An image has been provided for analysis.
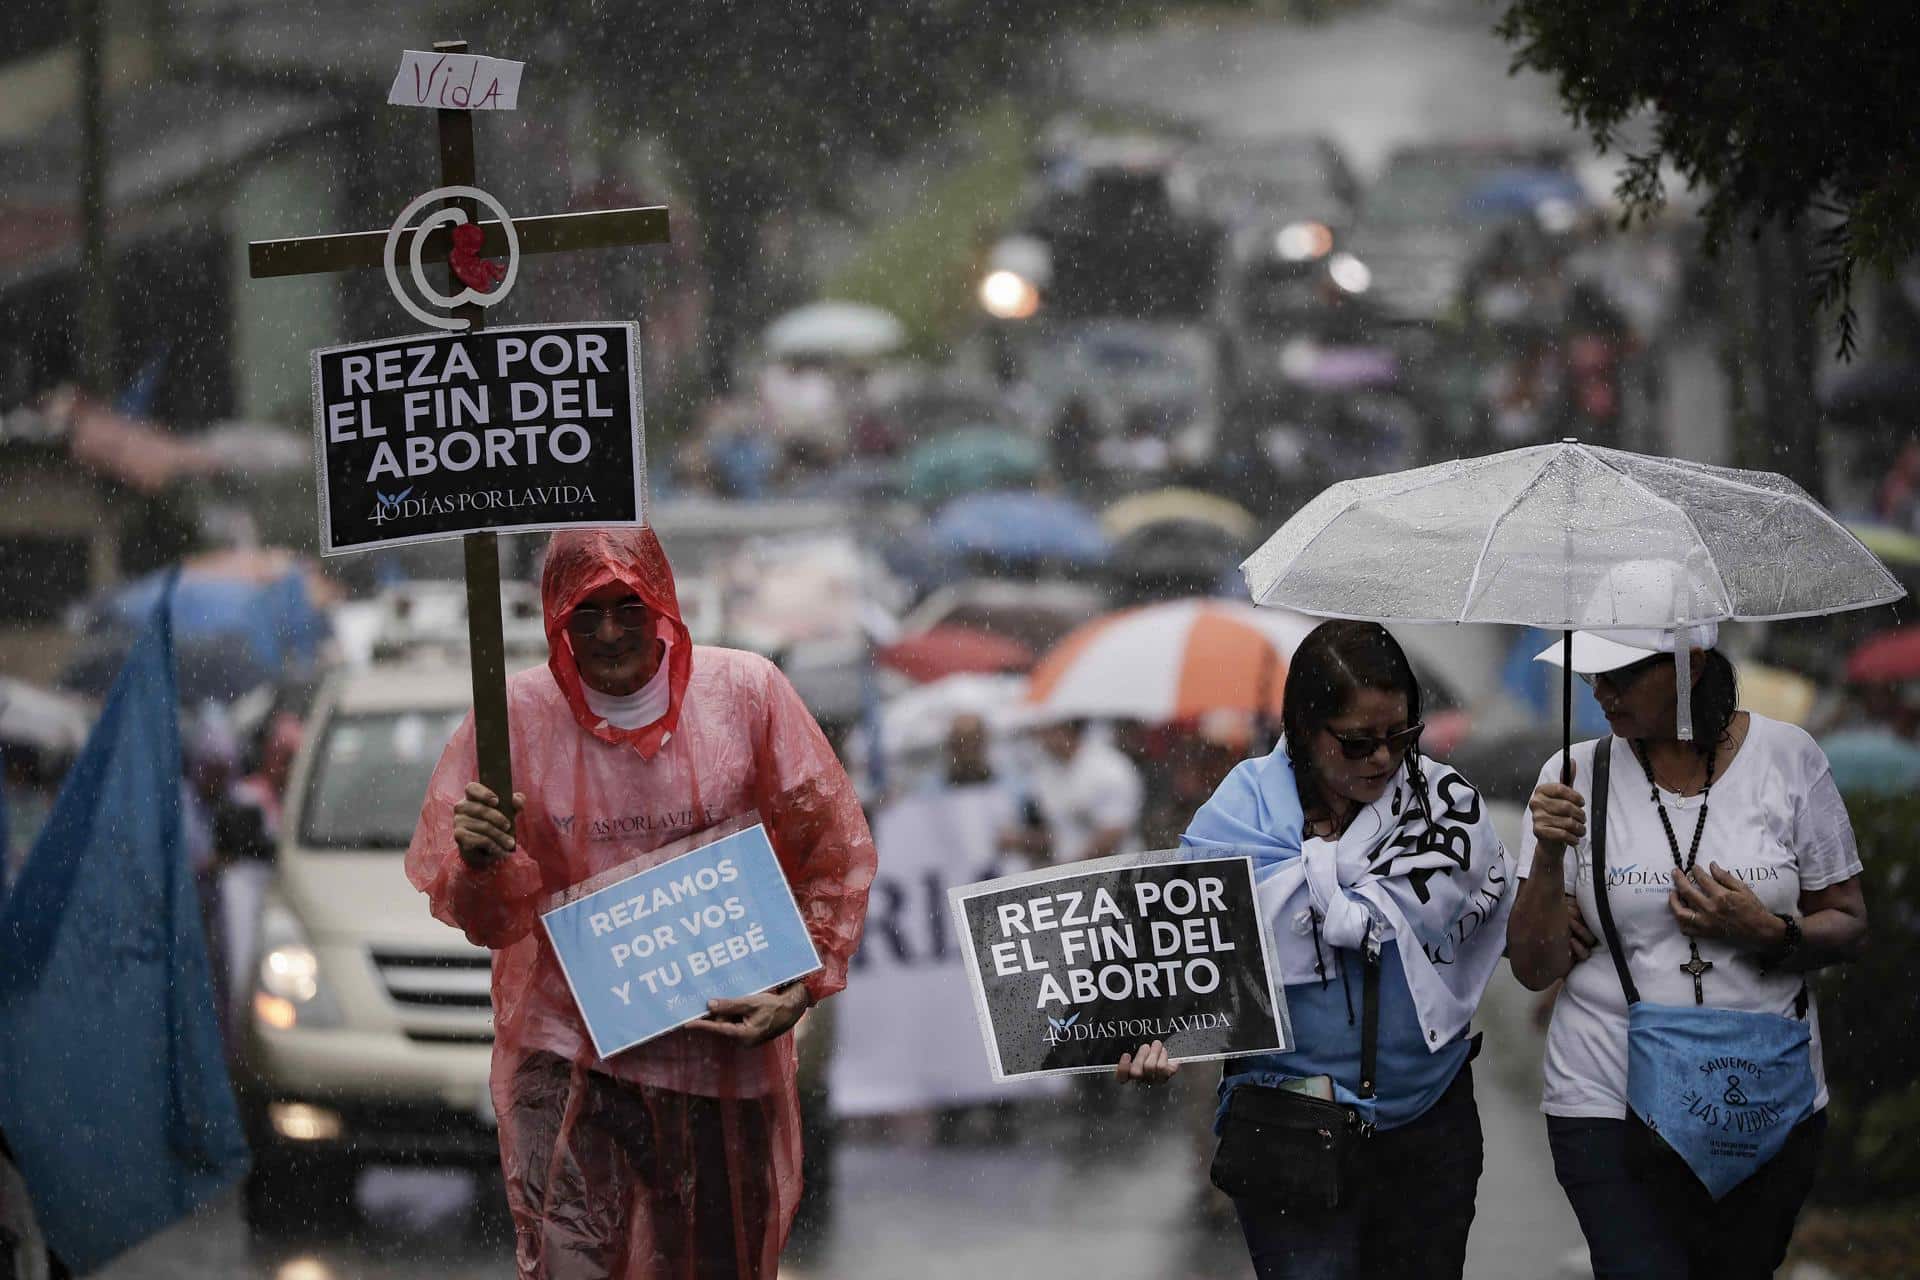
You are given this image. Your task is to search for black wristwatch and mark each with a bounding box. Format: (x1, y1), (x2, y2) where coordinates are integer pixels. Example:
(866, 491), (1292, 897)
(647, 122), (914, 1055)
(1761, 913), (1802, 972)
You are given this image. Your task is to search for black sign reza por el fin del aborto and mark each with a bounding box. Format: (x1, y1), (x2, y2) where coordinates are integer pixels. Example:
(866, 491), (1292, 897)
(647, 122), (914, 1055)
(950, 852), (1290, 1080)
(310, 322), (645, 555)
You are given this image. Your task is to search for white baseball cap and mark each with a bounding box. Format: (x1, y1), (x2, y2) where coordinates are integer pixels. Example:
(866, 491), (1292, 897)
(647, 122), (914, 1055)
(1531, 558), (1722, 673)
(1533, 621), (1720, 674)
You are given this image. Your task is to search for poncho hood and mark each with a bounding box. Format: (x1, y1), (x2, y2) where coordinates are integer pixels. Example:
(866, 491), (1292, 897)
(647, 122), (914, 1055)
(541, 527), (692, 759)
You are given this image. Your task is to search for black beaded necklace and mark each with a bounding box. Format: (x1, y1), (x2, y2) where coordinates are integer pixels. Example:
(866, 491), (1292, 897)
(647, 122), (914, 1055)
(1631, 737), (1721, 1003)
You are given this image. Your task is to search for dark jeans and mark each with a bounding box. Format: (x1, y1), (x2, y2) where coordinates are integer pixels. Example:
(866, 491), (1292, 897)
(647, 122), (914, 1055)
(1547, 1110), (1827, 1280)
(1232, 1065), (1483, 1280)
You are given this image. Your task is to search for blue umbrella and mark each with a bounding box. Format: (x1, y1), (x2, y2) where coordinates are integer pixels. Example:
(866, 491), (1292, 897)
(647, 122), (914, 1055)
(1461, 168), (1590, 218)
(931, 491), (1110, 565)
(1818, 728), (1920, 797)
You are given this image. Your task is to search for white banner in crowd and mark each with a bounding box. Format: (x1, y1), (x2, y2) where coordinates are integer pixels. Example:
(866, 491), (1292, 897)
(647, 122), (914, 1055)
(829, 785), (1063, 1116)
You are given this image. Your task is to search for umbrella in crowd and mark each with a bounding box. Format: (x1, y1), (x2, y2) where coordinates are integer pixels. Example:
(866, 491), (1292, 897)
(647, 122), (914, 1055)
(931, 491), (1109, 566)
(899, 579), (1110, 654)
(1100, 488), (1258, 544)
(1102, 489), (1255, 599)
(1113, 525), (1246, 597)
(1241, 441), (1906, 766)
(1818, 727), (1920, 795)
(762, 300), (906, 361)
(1844, 625), (1920, 684)
(1735, 663), (1818, 727)
(868, 673), (1029, 759)
(901, 428), (1047, 504)
(874, 625), (1036, 684)
(1026, 598), (1319, 722)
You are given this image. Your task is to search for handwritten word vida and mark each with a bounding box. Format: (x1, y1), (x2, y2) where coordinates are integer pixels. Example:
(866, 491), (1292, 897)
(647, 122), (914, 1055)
(402, 55), (513, 110)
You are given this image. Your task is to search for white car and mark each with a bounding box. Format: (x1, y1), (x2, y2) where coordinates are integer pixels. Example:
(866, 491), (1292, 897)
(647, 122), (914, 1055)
(236, 657), (519, 1228)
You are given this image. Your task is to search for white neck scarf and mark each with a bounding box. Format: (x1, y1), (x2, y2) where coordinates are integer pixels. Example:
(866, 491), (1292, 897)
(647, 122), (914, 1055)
(581, 638), (673, 731)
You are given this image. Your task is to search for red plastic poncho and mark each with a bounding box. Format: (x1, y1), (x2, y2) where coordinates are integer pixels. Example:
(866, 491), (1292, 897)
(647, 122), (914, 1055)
(406, 528), (876, 1279)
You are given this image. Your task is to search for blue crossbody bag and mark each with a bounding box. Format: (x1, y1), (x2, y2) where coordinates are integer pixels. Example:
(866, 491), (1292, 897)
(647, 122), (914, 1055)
(1588, 735), (1816, 1201)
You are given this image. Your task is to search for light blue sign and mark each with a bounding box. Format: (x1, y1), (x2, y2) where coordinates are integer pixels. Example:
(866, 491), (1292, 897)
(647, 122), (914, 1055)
(541, 823), (821, 1058)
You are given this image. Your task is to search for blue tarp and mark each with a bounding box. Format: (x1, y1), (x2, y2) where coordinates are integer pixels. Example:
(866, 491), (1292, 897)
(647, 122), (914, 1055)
(0, 577), (249, 1273)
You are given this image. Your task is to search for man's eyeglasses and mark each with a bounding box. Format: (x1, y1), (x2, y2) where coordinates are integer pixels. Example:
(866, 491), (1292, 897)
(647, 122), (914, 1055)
(566, 601), (650, 638)
(1576, 653), (1665, 692)
(1326, 723), (1424, 760)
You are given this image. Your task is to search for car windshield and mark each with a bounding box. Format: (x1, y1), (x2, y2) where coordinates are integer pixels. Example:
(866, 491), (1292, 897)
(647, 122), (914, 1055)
(298, 709), (468, 850)
(1189, 145), (1341, 217)
(1362, 153), (1500, 229)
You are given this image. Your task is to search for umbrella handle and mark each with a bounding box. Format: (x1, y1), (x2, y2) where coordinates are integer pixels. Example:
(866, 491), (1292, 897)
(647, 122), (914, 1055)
(1561, 630), (1574, 785)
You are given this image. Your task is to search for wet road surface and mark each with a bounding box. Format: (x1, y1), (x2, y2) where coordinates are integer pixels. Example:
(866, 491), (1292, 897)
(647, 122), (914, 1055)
(98, 974), (1586, 1280)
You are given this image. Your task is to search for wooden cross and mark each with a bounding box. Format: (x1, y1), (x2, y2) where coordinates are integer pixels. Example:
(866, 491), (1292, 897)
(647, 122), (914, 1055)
(247, 38), (671, 810)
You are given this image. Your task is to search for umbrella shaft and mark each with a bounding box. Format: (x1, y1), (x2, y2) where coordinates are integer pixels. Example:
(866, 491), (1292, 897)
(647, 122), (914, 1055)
(1561, 631), (1574, 785)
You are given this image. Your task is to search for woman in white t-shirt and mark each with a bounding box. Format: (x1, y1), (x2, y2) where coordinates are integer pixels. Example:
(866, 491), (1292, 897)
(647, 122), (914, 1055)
(1507, 625), (1869, 1280)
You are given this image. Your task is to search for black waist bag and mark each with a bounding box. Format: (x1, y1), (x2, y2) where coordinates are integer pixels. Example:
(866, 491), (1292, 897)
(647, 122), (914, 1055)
(1208, 1085), (1366, 1209)
(1208, 948), (1379, 1211)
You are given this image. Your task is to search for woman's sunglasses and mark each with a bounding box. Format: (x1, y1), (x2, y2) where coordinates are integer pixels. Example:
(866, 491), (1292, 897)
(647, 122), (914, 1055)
(1576, 653), (1665, 692)
(1326, 723), (1424, 760)
(566, 601), (650, 638)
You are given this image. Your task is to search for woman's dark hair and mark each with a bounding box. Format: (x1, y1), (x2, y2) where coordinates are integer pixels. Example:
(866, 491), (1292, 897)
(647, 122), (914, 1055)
(1282, 620), (1427, 823)
(1688, 648), (1739, 750)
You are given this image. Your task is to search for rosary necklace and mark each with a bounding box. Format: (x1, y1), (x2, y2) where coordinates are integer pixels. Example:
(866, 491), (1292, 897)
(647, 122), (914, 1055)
(1634, 739), (1720, 1005)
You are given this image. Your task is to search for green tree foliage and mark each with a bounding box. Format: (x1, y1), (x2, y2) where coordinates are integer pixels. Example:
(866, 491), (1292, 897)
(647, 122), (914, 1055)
(487, 0), (1114, 383)
(1811, 789), (1920, 1204)
(1495, 0), (1920, 356)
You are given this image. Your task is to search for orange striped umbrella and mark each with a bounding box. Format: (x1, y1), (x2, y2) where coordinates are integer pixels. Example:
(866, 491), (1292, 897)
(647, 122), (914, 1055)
(1025, 599), (1321, 721)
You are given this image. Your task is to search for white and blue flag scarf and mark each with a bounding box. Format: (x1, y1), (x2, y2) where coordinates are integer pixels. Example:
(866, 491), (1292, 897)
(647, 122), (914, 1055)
(1182, 741), (1515, 1051)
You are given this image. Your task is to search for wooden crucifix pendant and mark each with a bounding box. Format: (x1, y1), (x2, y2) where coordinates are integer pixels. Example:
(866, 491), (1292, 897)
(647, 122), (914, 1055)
(1680, 943), (1714, 1005)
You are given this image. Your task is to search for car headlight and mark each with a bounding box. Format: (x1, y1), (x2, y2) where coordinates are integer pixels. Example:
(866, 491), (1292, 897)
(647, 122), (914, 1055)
(254, 899), (342, 1030)
(1328, 253), (1372, 295)
(1275, 221), (1334, 262)
(980, 270), (1042, 320)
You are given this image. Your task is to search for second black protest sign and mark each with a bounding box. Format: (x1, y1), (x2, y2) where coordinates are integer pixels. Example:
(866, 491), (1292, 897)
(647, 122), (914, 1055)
(950, 852), (1290, 1079)
(311, 321), (644, 554)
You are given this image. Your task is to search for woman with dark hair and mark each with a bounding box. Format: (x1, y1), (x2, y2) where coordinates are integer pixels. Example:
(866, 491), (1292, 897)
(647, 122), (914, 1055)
(1510, 623), (1869, 1279)
(1117, 620), (1515, 1280)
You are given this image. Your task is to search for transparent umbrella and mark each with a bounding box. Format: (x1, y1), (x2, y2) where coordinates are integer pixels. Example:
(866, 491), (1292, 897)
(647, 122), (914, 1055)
(763, 301), (906, 361)
(1241, 441), (1906, 769)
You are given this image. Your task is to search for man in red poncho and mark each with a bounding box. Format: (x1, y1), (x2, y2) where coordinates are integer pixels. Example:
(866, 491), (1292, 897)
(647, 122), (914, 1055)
(406, 527), (876, 1279)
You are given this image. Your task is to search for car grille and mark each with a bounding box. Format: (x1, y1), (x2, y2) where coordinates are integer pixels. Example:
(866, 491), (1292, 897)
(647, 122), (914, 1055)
(371, 949), (494, 1010)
